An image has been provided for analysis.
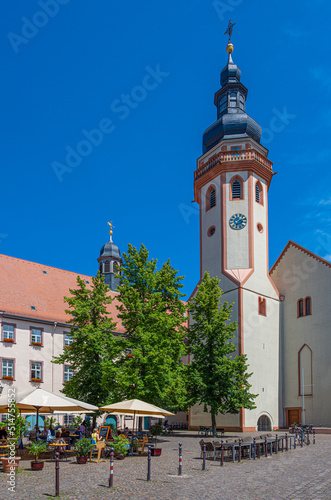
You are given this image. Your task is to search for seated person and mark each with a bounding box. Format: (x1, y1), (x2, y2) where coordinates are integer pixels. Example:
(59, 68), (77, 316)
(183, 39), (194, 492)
(54, 431), (65, 453)
(0, 427), (7, 440)
(40, 426), (48, 440)
(91, 428), (102, 444)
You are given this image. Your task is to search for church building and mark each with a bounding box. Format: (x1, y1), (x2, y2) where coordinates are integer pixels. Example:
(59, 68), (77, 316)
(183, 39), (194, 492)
(0, 36), (330, 431)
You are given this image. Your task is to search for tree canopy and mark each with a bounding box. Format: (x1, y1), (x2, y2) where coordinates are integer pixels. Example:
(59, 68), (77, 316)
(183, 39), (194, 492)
(188, 271), (257, 430)
(102, 243), (189, 412)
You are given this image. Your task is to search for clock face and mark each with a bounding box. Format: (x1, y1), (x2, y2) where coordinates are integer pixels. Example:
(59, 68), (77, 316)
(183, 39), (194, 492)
(229, 213), (247, 230)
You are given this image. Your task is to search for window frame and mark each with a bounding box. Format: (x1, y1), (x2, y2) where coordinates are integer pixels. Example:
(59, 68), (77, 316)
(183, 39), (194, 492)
(206, 185), (217, 212)
(64, 365), (73, 383)
(1, 358), (15, 380)
(305, 296), (312, 316)
(104, 260), (110, 273)
(255, 181), (264, 205)
(297, 297), (312, 317)
(30, 327), (43, 346)
(298, 344), (313, 396)
(2, 323), (16, 343)
(229, 175), (244, 200)
(30, 360), (43, 382)
(64, 332), (73, 347)
(258, 296), (267, 316)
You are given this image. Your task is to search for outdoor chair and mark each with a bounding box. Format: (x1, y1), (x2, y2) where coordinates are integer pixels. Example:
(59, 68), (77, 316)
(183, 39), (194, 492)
(89, 441), (106, 463)
(138, 437), (149, 456)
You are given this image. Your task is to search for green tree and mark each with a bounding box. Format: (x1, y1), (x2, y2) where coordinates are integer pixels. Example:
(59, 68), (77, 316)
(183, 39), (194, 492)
(188, 272), (257, 431)
(52, 272), (121, 424)
(103, 244), (188, 412)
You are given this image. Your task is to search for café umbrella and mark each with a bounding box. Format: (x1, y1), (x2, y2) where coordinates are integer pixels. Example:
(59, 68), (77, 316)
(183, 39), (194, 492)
(0, 388), (98, 426)
(99, 398), (174, 442)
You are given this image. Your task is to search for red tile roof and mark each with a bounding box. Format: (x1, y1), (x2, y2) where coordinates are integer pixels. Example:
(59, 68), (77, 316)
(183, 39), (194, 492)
(270, 240), (331, 274)
(0, 254), (124, 330)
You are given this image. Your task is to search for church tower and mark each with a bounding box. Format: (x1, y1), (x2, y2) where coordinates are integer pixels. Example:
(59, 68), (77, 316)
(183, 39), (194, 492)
(98, 222), (122, 291)
(191, 28), (280, 431)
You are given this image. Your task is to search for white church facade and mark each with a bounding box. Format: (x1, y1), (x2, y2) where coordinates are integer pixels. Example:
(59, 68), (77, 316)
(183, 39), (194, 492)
(0, 39), (330, 431)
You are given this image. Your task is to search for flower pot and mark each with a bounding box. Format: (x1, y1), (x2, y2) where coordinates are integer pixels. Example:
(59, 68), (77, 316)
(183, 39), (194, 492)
(114, 453), (126, 460)
(1, 457), (21, 472)
(76, 456), (88, 464)
(31, 461), (44, 471)
(151, 448), (162, 456)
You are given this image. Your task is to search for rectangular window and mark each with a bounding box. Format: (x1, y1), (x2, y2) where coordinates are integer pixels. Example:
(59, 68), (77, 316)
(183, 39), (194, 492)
(64, 333), (73, 346)
(64, 365), (73, 383)
(1, 414), (7, 423)
(31, 328), (42, 344)
(64, 415), (73, 426)
(31, 362), (42, 380)
(2, 359), (14, 378)
(3, 324), (14, 340)
(258, 297), (267, 316)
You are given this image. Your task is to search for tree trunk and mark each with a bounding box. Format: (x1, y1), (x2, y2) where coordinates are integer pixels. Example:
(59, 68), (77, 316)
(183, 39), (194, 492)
(211, 413), (216, 436)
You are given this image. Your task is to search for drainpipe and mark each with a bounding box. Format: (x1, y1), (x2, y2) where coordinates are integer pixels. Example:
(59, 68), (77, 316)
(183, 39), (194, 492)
(52, 322), (57, 393)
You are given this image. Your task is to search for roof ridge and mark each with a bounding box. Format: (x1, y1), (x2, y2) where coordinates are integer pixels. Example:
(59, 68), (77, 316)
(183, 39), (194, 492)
(270, 240), (331, 274)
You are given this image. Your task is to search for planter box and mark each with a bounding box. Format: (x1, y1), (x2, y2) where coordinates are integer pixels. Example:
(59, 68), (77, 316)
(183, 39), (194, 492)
(151, 448), (162, 456)
(1, 457), (21, 472)
(76, 456), (88, 464)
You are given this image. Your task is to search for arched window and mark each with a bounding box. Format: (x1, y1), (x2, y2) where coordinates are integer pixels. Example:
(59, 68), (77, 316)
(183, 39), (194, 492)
(232, 179), (241, 198)
(298, 299), (304, 317)
(99, 263), (103, 274)
(255, 181), (263, 204)
(206, 185), (216, 211)
(298, 344), (312, 396)
(305, 297), (311, 316)
(104, 260), (110, 273)
(258, 297), (267, 316)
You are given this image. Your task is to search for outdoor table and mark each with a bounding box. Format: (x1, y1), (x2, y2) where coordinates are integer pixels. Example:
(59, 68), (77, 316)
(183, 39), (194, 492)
(48, 442), (69, 461)
(213, 442), (252, 462)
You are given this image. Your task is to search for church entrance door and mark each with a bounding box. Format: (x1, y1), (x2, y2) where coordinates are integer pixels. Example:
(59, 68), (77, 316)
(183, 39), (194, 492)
(286, 408), (301, 427)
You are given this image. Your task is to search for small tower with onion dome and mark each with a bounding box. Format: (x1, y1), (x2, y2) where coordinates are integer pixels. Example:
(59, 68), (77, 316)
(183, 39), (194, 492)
(97, 222), (122, 291)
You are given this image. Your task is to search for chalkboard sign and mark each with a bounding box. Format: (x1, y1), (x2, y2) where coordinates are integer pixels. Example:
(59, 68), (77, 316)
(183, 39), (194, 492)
(99, 426), (111, 440)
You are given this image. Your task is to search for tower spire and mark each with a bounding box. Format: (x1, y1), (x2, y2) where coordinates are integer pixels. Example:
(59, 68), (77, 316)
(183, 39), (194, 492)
(224, 19), (235, 55)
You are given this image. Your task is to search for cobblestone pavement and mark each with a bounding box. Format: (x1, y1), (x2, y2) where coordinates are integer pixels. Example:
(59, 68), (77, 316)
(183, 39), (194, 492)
(1, 433), (330, 499)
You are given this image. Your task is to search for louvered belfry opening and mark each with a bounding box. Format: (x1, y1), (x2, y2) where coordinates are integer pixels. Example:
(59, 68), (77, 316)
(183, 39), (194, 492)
(255, 183), (260, 203)
(210, 188), (216, 208)
(232, 179), (241, 199)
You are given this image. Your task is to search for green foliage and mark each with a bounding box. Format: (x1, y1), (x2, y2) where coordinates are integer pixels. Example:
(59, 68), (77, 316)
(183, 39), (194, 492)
(44, 416), (57, 429)
(102, 244), (189, 413)
(188, 272), (257, 428)
(74, 438), (94, 457)
(5, 404), (28, 446)
(52, 272), (122, 423)
(111, 435), (129, 456)
(27, 441), (47, 461)
(73, 415), (83, 428)
(149, 424), (163, 445)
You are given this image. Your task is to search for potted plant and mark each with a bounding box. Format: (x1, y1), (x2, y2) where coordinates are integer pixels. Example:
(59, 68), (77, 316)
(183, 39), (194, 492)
(112, 435), (129, 460)
(31, 341), (42, 346)
(28, 441), (47, 470)
(149, 424), (163, 456)
(74, 437), (94, 464)
(2, 375), (14, 381)
(1, 403), (25, 472)
(31, 378), (42, 382)
(3, 338), (14, 343)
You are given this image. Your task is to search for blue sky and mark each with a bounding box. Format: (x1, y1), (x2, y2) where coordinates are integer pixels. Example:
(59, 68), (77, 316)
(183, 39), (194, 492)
(1, 0), (331, 296)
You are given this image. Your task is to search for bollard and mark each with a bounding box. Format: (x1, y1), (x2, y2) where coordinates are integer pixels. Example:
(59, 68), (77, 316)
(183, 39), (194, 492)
(220, 440), (224, 467)
(301, 431), (303, 448)
(264, 436), (268, 458)
(307, 431), (310, 446)
(178, 443), (182, 476)
(147, 446), (151, 482)
(275, 434), (278, 454)
(55, 451), (60, 497)
(313, 429), (316, 445)
(109, 448), (114, 488)
(202, 441), (206, 471)
(294, 433), (297, 450)
(253, 437), (256, 460)
(285, 432), (288, 451)
(238, 438), (242, 463)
